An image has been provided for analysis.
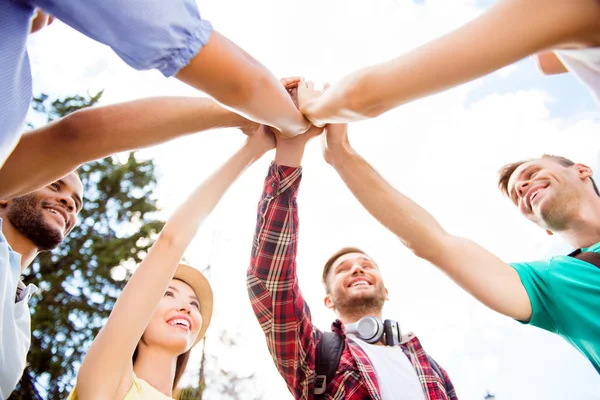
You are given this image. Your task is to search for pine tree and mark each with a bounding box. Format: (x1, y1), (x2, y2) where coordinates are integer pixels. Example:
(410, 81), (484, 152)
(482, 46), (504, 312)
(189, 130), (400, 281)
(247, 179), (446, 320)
(9, 92), (164, 399)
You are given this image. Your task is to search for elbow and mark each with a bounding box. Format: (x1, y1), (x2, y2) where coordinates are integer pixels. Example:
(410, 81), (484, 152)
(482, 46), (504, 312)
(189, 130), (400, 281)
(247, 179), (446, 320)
(54, 109), (97, 145)
(401, 232), (452, 265)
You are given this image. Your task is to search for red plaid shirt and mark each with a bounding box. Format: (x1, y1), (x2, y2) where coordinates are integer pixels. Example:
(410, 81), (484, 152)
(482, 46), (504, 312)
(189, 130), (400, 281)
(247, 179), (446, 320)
(247, 163), (458, 400)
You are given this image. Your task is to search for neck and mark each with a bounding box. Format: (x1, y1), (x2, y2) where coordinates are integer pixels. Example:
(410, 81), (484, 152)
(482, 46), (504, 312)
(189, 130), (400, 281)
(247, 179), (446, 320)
(338, 309), (384, 325)
(133, 347), (178, 397)
(1, 220), (38, 272)
(554, 202), (600, 249)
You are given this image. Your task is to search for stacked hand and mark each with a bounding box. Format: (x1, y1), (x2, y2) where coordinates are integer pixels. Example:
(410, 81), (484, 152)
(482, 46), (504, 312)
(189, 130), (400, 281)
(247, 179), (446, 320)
(242, 76), (349, 166)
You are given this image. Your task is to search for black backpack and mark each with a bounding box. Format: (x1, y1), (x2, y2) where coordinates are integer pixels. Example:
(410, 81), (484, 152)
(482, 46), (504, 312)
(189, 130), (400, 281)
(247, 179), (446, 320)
(569, 248), (600, 268)
(314, 331), (446, 397)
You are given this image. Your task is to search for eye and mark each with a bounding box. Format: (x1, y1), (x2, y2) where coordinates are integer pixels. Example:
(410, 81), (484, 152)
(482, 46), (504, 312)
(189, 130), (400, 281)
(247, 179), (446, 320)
(528, 169), (539, 179)
(50, 182), (60, 191)
(164, 290), (174, 298)
(191, 301), (200, 310)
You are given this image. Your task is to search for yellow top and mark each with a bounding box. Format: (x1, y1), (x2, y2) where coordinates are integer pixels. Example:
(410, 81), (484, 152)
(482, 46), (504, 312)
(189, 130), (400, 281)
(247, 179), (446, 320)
(68, 373), (172, 400)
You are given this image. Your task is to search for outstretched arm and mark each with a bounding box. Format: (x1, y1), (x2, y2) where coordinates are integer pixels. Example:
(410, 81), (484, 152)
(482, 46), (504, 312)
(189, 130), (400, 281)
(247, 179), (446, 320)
(247, 124), (323, 398)
(299, 0), (600, 125)
(176, 33), (310, 136)
(0, 96), (255, 199)
(75, 126), (274, 399)
(322, 124), (532, 321)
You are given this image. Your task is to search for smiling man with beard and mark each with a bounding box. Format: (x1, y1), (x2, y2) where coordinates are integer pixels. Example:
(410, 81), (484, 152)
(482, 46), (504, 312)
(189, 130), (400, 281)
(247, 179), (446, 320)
(319, 120), (600, 377)
(0, 172), (82, 399)
(247, 122), (456, 400)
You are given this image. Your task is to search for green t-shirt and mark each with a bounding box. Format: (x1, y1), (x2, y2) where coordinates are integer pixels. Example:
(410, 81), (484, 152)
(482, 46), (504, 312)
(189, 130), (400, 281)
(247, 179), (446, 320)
(511, 242), (600, 374)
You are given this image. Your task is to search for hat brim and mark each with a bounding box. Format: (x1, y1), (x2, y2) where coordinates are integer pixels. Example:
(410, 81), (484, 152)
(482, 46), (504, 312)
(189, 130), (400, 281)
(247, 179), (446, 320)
(173, 263), (213, 347)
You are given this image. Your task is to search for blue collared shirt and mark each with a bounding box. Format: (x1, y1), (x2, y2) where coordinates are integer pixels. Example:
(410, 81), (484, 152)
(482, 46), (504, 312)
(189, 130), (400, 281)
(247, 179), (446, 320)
(0, 219), (37, 399)
(0, 0), (213, 170)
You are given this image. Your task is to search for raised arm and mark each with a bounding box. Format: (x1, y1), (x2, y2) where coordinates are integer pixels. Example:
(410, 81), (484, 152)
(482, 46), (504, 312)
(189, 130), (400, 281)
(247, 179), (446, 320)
(0, 96), (255, 199)
(75, 126), (274, 399)
(322, 124), (532, 321)
(176, 35), (310, 136)
(299, 0), (600, 125)
(247, 124), (323, 398)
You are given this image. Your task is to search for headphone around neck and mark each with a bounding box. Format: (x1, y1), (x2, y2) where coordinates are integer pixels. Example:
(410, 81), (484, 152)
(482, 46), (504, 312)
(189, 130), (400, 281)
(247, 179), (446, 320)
(345, 316), (401, 346)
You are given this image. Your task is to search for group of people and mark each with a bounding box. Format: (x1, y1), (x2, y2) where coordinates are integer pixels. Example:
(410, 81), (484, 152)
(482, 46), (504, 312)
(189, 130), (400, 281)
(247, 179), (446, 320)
(2, 0), (600, 399)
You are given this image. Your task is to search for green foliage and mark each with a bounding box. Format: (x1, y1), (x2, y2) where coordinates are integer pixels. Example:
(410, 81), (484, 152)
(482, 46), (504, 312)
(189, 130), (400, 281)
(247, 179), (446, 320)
(9, 92), (164, 399)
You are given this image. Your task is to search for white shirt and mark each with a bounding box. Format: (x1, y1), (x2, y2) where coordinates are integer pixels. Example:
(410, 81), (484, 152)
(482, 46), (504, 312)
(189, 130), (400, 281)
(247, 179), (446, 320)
(555, 47), (600, 105)
(0, 220), (36, 399)
(350, 336), (426, 400)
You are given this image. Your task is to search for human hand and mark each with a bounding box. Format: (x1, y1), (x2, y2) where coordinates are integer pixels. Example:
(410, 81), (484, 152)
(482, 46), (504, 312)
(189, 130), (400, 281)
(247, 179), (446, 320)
(321, 124), (350, 166)
(245, 125), (276, 156)
(297, 80), (327, 125)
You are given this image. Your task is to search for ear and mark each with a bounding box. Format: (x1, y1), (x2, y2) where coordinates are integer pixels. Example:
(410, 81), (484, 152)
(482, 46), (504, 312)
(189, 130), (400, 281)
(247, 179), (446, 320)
(575, 163), (593, 179)
(0, 200), (8, 208)
(324, 293), (335, 311)
(546, 230), (553, 236)
(384, 287), (389, 301)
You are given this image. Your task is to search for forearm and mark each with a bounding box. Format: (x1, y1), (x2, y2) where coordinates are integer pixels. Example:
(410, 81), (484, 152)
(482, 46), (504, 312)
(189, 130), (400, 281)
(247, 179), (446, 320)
(176, 31), (309, 136)
(305, 0), (600, 124)
(0, 96), (249, 199)
(247, 164), (316, 397)
(331, 149), (447, 259)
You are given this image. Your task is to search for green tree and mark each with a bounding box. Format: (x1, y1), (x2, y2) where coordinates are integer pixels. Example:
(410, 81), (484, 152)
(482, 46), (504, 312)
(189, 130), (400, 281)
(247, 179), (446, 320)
(9, 92), (164, 399)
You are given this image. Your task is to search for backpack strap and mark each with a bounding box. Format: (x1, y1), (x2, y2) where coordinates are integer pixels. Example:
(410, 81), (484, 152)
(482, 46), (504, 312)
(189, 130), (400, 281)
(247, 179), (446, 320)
(314, 332), (448, 396)
(568, 249), (600, 269)
(314, 332), (344, 396)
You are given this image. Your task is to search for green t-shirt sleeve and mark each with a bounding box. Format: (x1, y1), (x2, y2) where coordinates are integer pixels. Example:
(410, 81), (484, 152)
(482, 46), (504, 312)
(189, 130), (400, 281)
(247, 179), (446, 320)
(510, 259), (557, 332)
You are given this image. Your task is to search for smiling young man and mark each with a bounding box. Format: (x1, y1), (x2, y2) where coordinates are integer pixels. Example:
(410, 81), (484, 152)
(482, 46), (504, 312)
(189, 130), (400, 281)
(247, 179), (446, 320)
(0, 172), (83, 398)
(319, 120), (600, 375)
(247, 123), (456, 400)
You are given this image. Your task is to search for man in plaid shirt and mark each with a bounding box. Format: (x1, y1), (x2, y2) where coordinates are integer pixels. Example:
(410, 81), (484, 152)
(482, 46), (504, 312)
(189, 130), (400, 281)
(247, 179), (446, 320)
(247, 122), (457, 400)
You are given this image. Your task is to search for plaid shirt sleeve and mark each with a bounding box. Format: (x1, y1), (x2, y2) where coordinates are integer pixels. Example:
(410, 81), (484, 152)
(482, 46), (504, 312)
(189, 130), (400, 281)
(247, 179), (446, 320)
(247, 162), (318, 399)
(438, 363), (457, 399)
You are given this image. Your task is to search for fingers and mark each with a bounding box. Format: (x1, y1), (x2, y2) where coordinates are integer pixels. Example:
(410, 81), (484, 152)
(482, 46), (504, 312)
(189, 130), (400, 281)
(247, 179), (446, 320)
(280, 76), (302, 89)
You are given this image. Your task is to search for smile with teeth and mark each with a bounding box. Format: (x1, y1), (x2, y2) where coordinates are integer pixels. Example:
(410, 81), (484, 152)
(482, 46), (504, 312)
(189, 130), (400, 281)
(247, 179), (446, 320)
(528, 187), (545, 208)
(45, 208), (67, 226)
(168, 318), (191, 330)
(349, 279), (370, 288)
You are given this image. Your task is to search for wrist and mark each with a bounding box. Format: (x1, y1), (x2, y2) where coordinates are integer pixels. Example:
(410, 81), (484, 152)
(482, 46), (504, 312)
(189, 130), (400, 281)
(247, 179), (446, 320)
(274, 142), (305, 168)
(328, 144), (354, 169)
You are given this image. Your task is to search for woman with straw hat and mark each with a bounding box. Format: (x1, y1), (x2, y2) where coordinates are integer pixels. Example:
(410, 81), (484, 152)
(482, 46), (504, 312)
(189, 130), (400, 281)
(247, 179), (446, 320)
(67, 124), (275, 399)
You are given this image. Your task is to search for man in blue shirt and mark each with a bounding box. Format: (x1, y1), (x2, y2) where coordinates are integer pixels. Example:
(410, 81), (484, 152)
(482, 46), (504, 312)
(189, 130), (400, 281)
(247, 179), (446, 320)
(1, 0), (309, 173)
(0, 172), (83, 399)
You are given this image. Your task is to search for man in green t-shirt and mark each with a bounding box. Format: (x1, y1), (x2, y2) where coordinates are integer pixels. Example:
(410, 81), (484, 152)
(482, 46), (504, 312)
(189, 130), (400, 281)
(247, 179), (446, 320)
(321, 124), (600, 373)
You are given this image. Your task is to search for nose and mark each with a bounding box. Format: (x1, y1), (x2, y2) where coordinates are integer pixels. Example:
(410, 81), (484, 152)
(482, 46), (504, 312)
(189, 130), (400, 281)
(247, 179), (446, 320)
(177, 301), (192, 314)
(515, 180), (530, 198)
(58, 195), (76, 213)
(349, 263), (366, 276)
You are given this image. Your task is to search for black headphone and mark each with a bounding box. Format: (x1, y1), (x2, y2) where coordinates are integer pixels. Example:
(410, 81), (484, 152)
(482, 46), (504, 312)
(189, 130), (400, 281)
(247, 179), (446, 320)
(345, 316), (401, 346)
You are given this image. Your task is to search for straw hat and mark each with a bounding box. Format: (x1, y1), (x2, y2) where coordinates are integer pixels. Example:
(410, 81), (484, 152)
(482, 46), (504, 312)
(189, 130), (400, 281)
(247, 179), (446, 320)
(173, 263), (213, 347)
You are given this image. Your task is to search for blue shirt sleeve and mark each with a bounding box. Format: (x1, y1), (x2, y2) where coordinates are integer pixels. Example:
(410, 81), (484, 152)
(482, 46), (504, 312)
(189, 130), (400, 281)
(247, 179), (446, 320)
(510, 259), (557, 332)
(31, 0), (213, 76)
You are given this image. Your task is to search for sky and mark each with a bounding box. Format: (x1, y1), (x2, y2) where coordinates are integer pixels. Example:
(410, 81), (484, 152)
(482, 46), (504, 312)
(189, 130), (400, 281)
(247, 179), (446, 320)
(26, 0), (600, 399)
